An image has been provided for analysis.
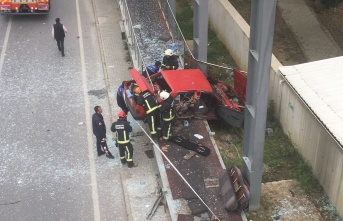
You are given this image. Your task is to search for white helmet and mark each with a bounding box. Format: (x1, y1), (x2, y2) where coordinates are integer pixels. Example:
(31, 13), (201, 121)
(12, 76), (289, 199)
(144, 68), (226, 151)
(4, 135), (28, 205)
(159, 91), (170, 100)
(164, 49), (173, 56)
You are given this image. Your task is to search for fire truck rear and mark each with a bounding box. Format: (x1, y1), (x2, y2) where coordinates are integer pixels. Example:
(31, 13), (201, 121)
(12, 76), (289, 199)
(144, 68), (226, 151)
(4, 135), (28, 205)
(0, 0), (50, 15)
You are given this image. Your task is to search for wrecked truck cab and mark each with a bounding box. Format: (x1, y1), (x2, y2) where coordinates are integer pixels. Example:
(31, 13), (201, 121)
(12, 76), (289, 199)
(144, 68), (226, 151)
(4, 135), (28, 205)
(123, 68), (246, 127)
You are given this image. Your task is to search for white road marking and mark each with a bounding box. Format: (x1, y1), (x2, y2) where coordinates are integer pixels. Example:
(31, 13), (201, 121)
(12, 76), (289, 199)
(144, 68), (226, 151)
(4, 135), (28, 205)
(76, 0), (101, 220)
(0, 16), (12, 76)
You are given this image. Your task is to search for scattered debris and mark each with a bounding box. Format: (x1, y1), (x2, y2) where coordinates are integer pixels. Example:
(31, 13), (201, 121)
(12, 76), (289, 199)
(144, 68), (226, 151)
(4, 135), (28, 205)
(204, 178), (219, 188)
(266, 128), (273, 137)
(183, 151), (196, 160)
(194, 134), (203, 139)
(208, 131), (215, 136)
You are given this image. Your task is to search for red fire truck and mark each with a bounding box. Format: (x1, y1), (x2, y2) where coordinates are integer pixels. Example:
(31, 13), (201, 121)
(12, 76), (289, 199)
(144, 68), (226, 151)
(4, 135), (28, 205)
(0, 0), (50, 15)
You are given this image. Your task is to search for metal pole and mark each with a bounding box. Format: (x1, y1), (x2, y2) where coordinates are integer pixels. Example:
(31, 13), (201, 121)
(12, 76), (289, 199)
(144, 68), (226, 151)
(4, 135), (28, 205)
(241, 0), (277, 211)
(193, 0), (208, 74)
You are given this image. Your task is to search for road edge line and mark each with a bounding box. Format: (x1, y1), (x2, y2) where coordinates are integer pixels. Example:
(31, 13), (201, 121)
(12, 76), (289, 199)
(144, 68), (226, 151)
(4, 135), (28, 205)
(76, 0), (101, 220)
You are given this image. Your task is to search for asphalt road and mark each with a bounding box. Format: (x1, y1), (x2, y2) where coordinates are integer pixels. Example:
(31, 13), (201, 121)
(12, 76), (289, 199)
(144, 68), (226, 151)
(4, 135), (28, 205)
(0, 0), (127, 220)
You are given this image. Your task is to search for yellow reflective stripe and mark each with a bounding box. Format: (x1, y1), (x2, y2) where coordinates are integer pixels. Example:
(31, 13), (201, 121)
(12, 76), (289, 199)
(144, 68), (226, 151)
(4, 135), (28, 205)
(117, 130), (130, 144)
(150, 116), (156, 134)
(167, 124), (172, 137)
(126, 146), (131, 161)
(163, 116), (174, 121)
(120, 156), (125, 159)
(163, 122), (172, 140)
(145, 100), (151, 110)
(146, 105), (161, 114)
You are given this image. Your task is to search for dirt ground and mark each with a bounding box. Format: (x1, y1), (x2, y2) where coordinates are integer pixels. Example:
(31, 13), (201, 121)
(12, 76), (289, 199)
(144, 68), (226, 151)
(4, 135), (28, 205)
(256, 180), (323, 221)
(306, 0), (343, 52)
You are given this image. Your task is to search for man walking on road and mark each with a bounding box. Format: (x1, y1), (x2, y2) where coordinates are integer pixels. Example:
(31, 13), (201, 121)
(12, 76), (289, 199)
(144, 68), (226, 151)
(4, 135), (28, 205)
(92, 106), (115, 159)
(111, 111), (137, 168)
(52, 18), (67, 57)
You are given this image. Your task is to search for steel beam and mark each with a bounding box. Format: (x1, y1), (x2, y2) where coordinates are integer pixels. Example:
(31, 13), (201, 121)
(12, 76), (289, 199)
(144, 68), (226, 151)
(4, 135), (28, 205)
(242, 0), (277, 211)
(193, 0), (208, 74)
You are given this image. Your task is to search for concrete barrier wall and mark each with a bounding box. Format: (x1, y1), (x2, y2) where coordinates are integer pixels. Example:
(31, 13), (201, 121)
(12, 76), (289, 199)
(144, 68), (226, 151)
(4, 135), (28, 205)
(278, 81), (343, 211)
(208, 0), (343, 217)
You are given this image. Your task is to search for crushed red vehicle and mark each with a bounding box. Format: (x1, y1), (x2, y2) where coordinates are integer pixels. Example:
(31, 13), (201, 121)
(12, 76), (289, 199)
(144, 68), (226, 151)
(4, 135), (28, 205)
(123, 67), (246, 127)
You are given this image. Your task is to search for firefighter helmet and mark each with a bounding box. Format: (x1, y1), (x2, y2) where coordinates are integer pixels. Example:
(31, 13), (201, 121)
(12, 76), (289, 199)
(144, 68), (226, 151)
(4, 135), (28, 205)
(118, 111), (126, 118)
(159, 91), (170, 100)
(134, 87), (141, 94)
(164, 49), (173, 56)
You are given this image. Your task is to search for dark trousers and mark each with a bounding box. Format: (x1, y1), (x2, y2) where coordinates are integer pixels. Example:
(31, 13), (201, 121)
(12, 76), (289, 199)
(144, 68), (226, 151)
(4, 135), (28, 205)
(118, 143), (134, 167)
(117, 94), (129, 114)
(96, 136), (110, 154)
(146, 110), (160, 135)
(162, 119), (173, 140)
(56, 38), (65, 55)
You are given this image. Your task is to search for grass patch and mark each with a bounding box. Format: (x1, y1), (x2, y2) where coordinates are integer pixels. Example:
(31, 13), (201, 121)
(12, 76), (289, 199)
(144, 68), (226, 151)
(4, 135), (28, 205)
(176, 0), (237, 83)
(176, 0), (193, 40)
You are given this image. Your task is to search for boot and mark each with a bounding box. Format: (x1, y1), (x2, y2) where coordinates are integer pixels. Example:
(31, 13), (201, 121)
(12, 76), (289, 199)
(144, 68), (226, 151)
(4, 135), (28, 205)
(128, 162), (138, 168)
(106, 151), (115, 159)
(98, 150), (106, 157)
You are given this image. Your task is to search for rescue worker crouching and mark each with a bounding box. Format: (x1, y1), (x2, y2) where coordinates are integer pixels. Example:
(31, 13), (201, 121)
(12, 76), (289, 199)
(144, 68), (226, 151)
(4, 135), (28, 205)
(162, 49), (179, 70)
(159, 91), (175, 140)
(133, 87), (141, 102)
(111, 111), (138, 168)
(136, 88), (161, 136)
(142, 61), (161, 77)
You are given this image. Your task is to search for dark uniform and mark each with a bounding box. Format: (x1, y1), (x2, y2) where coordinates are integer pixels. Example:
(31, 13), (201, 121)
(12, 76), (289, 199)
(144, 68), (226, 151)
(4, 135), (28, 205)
(162, 55), (179, 70)
(142, 65), (159, 77)
(117, 84), (129, 114)
(111, 118), (134, 167)
(160, 96), (175, 140)
(92, 113), (111, 156)
(137, 91), (161, 135)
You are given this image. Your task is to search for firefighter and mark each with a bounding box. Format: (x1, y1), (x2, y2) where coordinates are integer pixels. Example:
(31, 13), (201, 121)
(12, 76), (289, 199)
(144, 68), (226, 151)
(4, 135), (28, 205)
(159, 91), (175, 140)
(92, 106), (114, 159)
(111, 111), (137, 168)
(162, 49), (179, 70)
(136, 89), (161, 136)
(142, 61), (161, 77)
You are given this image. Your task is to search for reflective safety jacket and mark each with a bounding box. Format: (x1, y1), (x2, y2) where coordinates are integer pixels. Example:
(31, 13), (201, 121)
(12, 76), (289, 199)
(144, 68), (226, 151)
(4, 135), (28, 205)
(160, 96), (175, 121)
(137, 91), (160, 114)
(110, 119), (132, 144)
